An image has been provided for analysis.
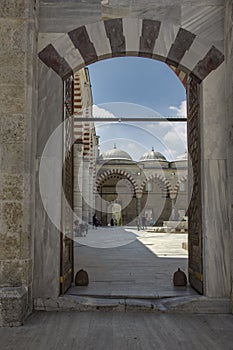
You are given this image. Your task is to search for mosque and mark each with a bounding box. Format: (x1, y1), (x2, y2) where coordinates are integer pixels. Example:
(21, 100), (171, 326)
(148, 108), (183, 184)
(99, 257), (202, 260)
(72, 69), (188, 229)
(95, 145), (188, 227)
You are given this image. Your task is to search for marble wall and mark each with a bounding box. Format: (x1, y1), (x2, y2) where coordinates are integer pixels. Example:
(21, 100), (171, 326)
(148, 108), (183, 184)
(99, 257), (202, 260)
(201, 63), (231, 298)
(33, 61), (63, 300)
(224, 0), (233, 305)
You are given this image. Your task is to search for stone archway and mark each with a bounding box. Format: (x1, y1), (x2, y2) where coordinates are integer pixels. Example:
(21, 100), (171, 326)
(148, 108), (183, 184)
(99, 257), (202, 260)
(38, 18), (224, 83)
(139, 173), (171, 196)
(95, 168), (138, 225)
(1, 1), (232, 326)
(35, 16), (230, 305)
(95, 168), (139, 194)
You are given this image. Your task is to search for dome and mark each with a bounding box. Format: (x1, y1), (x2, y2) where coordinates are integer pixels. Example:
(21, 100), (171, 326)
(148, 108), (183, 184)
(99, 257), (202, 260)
(99, 146), (133, 161)
(139, 147), (167, 162)
(176, 152), (188, 161)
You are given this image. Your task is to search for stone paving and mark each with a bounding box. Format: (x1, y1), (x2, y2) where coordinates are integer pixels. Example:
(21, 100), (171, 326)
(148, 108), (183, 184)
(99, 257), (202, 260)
(35, 227), (230, 314)
(1, 227), (233, 349)
(1, 311), (233, 350)
(68, 226), (195, 299)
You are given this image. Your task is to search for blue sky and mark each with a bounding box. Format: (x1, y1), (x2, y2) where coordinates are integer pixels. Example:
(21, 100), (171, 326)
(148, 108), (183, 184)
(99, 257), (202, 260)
(88, 57), (187, 161)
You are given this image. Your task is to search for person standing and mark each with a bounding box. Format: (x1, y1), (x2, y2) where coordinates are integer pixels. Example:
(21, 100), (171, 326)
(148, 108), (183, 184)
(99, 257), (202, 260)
(74, 220), (81, 237)
(93, 213), (98, 229)
(142, 215), (147, 230)
(136, 218), (140, 231)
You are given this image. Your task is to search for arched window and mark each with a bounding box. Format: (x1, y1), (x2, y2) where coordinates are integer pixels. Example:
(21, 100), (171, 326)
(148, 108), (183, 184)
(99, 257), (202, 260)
(146, 181), (152, 192)
(180, 182), (185, 191)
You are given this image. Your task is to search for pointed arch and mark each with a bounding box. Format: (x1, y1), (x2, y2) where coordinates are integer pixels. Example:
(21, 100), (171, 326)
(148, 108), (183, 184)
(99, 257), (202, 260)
(172, 175), (188, 197)
(95, 168), (139, 194)
(139, 173), (171, 198)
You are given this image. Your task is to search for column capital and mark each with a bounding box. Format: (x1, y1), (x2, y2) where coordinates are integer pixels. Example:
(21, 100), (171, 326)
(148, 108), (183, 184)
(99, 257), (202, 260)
(136, 191), (143, 198)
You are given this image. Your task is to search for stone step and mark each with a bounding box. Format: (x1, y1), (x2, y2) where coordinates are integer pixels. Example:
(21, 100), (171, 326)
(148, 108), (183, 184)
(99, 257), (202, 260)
(34, 295), (231, 314)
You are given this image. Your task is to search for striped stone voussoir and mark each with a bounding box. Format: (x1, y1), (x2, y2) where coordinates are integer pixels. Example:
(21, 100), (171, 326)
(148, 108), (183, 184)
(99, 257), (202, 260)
(38, 18), (224, 84)
(139, 173), (171, 196)
(95, 168), (139, 193)
(172, 175), (188, 196)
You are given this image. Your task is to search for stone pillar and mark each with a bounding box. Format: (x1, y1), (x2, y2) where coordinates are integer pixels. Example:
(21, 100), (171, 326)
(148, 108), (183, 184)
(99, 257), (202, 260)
(170, 193), (177, 220)
(89, 168), (95, 224)
(73, 142), (84, 221)
(0, 0), (38, 326)
(82, 159), (90, 223)
(201, 62), (231, 297)
(136, 192), (142, 218)
(136, 197), (140, 217)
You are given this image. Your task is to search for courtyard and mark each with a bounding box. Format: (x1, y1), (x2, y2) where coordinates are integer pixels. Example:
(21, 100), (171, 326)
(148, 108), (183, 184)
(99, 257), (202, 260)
(68, 227), (195, 299)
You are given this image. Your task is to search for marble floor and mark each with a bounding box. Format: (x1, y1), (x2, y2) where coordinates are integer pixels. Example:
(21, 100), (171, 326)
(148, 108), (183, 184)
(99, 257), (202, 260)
(67, 226), (197, 299)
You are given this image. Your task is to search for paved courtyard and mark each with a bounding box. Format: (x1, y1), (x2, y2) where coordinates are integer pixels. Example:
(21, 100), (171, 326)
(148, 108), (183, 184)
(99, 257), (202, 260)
(68, 226), (195, 299)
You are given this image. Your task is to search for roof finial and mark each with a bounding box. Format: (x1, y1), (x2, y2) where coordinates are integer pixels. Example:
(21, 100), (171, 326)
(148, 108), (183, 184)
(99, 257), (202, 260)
(152, 147), (154, 152)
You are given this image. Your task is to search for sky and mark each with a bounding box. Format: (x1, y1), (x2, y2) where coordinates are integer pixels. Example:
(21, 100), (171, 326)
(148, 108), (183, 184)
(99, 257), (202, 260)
(88, 57), (187, 161)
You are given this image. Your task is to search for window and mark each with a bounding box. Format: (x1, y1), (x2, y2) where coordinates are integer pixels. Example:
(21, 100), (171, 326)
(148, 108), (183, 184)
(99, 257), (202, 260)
(146, 181), (152, 192)
(180, 182), (185, 191)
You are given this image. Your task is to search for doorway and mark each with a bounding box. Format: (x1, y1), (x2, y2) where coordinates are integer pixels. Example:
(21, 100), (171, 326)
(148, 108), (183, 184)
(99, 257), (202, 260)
(36, 17), (225, 302)
(69, 57), (195, 298)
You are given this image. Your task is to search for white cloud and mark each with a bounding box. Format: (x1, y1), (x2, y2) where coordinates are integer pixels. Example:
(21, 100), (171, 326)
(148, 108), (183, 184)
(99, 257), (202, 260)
(164, 124), (186, 143)
(93, 102), (187, 162)
(93, 104), (116, 118)
(162, 123), (187, 160)
(164, 147), (179, 159)
(169, 100), (187, 117)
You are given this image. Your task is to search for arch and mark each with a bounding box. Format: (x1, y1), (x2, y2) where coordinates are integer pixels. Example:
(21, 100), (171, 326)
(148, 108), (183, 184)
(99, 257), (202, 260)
(95, 168), (139, 194)
(38, 18), (224, 83)
(139, 173), (171, 197)
(171, 175), (188, 197)
(37, 16), (225, 297)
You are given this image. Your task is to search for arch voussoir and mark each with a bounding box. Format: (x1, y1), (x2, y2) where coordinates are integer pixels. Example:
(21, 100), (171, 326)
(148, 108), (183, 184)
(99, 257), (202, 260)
(95, 169), (139, 194)
(38, 18), (224, 83)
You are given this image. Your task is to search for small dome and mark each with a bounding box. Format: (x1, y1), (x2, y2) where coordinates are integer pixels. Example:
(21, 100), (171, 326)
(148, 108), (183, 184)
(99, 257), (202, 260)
(99, 146), (133, 161)
(140, 147), (167, 162)
(176, 152), (188, 161)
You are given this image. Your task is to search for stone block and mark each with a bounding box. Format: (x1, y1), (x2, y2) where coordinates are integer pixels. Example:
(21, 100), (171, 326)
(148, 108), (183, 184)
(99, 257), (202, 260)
(0, 143), (25, 173)
(0, 53), (26, 88)
(0, 115), (26, 143)
(0, 286), (28, 327)
(1, 202), (23, 234)
(0, 0), (29, 18)
(0, 201), (26, 259)
(0, 174), (24, 201)
(0, 84), (26, 114)
(0, 19), (27, 53)
(0, 259), (32, 287)
(0, 198), (31, 259)
(0, 210), (20, 259)
(34, 296), (125, 312)
(39, 1), (101, 33)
